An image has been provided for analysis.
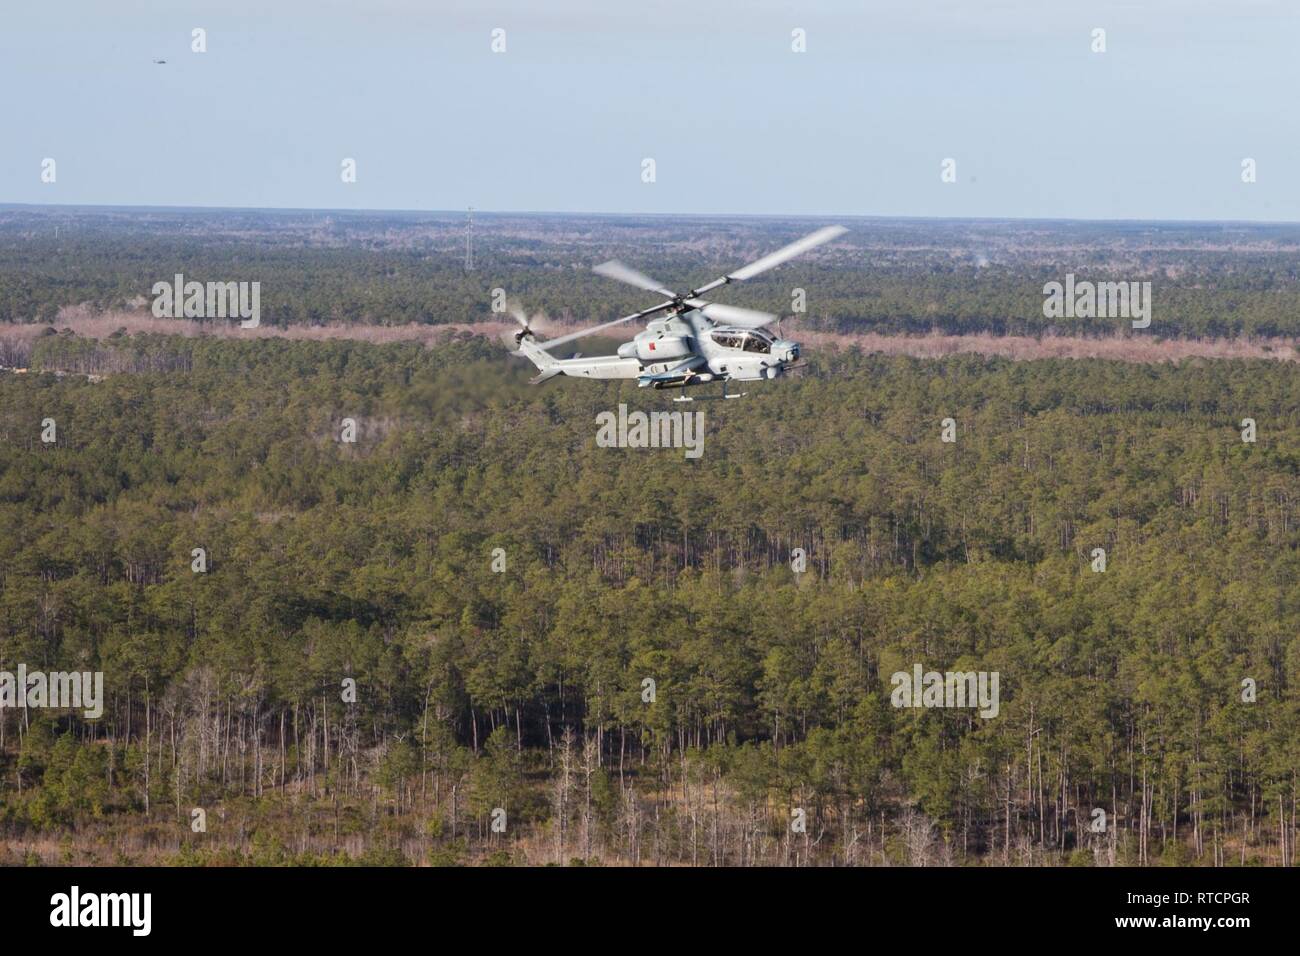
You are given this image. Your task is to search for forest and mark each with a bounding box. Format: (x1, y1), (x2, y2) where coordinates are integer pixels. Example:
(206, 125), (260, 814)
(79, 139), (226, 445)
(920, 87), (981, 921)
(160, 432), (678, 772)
(1, 332), (1298, 866)
(4, 207), (1300, 339)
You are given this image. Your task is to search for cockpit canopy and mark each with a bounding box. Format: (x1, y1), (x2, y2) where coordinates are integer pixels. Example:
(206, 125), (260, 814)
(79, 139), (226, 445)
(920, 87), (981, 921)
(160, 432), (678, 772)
(711, 327), (775, 353)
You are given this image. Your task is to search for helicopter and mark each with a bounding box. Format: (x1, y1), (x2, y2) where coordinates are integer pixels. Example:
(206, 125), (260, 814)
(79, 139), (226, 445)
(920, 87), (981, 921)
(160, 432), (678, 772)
(510, 225), (845, 399)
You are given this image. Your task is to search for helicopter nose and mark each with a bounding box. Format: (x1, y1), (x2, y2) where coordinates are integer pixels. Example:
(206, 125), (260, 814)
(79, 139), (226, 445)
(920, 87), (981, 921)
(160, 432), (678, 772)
(775, 340), (799, 364)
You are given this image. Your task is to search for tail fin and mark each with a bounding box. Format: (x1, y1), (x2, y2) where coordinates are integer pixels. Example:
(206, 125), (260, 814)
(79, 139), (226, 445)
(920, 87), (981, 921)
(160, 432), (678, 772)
(514, 337), (563, 384)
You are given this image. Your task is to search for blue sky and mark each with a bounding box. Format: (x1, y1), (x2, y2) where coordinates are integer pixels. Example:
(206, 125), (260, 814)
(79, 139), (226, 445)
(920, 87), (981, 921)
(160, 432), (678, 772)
(2, 0), (1295, 220)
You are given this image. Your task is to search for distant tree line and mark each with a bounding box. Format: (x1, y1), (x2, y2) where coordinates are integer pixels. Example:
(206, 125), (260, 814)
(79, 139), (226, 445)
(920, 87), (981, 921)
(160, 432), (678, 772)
(4, 209), (1300, 338)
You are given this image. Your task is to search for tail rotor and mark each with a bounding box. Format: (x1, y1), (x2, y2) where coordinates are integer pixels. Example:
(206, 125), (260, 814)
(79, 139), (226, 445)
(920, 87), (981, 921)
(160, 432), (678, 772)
(503, 303), (552, 347)
(510, 305), (534, 345)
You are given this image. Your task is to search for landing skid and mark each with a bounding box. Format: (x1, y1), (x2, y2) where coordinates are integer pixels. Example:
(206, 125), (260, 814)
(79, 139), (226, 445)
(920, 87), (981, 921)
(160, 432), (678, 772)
(673, 381), (746, 402)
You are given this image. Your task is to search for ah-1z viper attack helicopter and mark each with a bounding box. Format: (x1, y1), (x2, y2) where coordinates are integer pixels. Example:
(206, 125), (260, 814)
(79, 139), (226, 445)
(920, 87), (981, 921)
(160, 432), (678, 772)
(511, 225), (845, 399)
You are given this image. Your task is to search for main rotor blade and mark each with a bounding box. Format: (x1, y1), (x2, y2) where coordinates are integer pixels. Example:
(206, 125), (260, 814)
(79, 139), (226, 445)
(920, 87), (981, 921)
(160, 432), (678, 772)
(691, 225), (848, 295)
(593, 260), (679, 298)
(728, 225), (847, 280)
(684, 299), (778, 329)
(536, 300), (675, 351)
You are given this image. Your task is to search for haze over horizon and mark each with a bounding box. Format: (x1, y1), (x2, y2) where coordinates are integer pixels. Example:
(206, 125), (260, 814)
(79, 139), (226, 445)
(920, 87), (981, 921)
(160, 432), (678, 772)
(2, 0), (1295, 221)
(6, 202), (1300, 228)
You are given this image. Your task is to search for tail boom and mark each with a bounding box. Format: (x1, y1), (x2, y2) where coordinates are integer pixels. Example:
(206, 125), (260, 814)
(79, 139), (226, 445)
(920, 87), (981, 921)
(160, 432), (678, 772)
(515, 337), (640, 382)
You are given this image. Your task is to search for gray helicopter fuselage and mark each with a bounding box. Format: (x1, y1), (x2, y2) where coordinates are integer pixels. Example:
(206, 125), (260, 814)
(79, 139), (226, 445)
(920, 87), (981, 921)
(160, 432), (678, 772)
(510, 224), (841, 391)
(521, 310), (799, 388)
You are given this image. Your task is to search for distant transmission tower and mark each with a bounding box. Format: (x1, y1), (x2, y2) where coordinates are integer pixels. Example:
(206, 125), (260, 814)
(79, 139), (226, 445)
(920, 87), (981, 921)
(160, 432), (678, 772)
(464, 207), (474, 271)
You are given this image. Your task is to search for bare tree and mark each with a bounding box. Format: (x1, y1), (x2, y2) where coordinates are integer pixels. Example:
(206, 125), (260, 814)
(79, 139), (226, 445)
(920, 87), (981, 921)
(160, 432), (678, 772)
(901, 809), (937, 866)
(550, 728), (575, 864)
(580, 732), (600, 861)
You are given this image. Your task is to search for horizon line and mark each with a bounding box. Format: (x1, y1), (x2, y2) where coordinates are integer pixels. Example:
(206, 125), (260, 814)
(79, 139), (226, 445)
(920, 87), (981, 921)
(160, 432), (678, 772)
(1, 201), (1297, 229)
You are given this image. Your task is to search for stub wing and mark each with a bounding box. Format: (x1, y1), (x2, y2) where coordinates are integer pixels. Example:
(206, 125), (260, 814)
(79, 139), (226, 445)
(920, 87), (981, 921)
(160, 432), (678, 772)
(637, 353), (708, 388)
